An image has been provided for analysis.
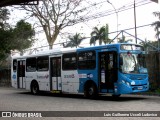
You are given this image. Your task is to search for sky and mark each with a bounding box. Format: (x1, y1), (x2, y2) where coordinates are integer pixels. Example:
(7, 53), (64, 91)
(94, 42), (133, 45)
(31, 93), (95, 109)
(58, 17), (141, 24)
(8, 0), (160, 50)
(71, 0), (160, 46)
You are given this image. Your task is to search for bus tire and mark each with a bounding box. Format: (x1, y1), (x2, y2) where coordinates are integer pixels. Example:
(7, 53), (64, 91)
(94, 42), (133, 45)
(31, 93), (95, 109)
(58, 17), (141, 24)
(84, 83), (98, 99)
(31, 81), (39, 95)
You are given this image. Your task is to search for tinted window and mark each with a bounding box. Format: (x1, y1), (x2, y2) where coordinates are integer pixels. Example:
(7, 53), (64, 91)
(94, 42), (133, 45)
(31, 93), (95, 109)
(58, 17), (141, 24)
(78, 51), (96, 69)
(62, 53), (77, 70)
(26, 58), (36, 72)
(51, 57), (61, 77)
(13, 59), (17, 72)
(37, 56), (49, 71)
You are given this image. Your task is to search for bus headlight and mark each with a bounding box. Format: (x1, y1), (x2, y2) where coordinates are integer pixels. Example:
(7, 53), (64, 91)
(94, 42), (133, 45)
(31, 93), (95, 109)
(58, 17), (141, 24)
(131, 81), (135, 85)
(122, 80), (125, 84)
(122, 80), (130, 86)
(126, 82), (130, 86)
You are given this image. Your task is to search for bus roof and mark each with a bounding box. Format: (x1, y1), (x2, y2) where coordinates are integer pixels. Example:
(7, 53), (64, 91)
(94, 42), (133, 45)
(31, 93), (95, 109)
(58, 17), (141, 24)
(12, 43), (142, 59)
(12, 48), (77, 59)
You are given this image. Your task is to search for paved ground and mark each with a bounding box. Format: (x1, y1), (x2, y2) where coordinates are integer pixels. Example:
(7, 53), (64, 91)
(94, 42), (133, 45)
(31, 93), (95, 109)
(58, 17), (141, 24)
(0, 87), (160, 120)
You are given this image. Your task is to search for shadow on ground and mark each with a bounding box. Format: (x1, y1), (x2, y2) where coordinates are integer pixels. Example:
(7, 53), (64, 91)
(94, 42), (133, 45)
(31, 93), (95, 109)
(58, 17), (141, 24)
(16, 90), (147, 102)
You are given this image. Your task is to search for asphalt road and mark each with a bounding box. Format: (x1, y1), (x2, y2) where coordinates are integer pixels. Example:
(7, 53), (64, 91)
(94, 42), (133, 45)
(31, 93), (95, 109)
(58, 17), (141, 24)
(0, 87), (160, 120)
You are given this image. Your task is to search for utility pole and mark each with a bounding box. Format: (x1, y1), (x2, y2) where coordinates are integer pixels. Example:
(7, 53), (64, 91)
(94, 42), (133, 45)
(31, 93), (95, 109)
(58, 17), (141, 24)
(134, 0), (137, 44)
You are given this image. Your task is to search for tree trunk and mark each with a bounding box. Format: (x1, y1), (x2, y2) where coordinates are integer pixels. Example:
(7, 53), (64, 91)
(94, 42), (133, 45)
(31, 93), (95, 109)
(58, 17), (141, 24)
(49, 45), (52, 49)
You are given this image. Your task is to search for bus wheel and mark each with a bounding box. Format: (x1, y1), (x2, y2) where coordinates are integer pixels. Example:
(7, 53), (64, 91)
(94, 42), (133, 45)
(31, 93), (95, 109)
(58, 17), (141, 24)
(31, 82), (39, 95)
(84, 83), (97, 99)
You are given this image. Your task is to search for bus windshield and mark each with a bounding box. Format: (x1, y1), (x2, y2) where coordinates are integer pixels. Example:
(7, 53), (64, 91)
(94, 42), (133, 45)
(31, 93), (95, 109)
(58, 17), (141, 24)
(120, 52), (147, 74)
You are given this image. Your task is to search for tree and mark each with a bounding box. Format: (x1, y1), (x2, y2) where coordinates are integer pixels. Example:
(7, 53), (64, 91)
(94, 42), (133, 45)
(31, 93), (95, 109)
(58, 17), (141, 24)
(0, 8), (35, 68)
(21, 0), (87, 49)
(64, 33), (85, 48)
(12, 20), (35, 52)
(0, 20), (35, 61)
(118, 35), (132, 43)
(0, 8), (11, 61)
(152, 12), (160, 38)
(0, 8), (10, 29)
(0, 29), (12, 60)
(140, 39), (159, 51)
(90, 24), (110, 46)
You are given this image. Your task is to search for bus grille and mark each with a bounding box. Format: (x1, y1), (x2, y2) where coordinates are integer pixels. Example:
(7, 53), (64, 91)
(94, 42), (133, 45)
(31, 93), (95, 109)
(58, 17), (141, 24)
(131, 84), (147, 90)
(129, 75), (147, 80)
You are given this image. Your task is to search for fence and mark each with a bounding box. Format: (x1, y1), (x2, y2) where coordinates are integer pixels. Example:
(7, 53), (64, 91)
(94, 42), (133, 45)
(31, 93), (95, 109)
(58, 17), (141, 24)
(146, 51), (160, 90)
(0, 68), (11, 87)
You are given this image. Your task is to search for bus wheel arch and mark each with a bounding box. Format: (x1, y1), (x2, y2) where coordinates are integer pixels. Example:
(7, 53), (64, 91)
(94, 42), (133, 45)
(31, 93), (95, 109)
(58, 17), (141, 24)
(84, 80), (98, 99)
(30, 80), (39, 95)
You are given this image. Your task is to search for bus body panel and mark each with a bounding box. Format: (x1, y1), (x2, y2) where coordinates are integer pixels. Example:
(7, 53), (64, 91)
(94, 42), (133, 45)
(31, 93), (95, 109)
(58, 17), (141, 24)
(51, 76), (61, 91)
(117, 72), (149, 94)
(11, 71), (17, 88)
(25, 71), (37, 90)
(61, 70), (79, 93)
(25, 71), (50, 91)
(11, 59), (17, 88)
(37, 71), (50, 91)
(78, 70), (98, 93)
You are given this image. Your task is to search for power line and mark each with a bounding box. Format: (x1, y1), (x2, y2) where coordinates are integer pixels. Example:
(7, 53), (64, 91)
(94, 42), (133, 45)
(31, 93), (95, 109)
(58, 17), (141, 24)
(34, 0), (153, 35)
(75, 1), (152, 23)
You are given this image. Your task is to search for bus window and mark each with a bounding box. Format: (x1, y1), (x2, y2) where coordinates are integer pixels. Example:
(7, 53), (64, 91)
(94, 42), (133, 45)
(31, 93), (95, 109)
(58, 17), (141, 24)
(120, 53), (147, 74)
(78, 51), (96, 69)
(26, 58), (36, 72)
(37, 56), (49, 71)
(62, 53), (77, 70)
(13, 59), (17, 72)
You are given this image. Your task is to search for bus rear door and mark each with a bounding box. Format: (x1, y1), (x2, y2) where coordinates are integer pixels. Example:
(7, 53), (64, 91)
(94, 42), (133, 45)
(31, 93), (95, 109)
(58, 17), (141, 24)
(50, 57), (62, 93)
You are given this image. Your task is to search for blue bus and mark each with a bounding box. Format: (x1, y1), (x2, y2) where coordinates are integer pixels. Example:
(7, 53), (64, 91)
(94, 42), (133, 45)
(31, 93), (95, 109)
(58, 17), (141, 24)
(11, 43), (149, 98)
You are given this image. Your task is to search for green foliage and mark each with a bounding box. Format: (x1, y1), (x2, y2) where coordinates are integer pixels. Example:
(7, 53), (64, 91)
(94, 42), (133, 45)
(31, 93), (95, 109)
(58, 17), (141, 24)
(0, 9), (35, 61)
(64, 33), (85, 48)
(152, 11), (160, 38)
(140, 40), (158, 51)
(149, 82), (157, 92)
(0, 8), (10, 29)
(118, 35), (132, 43)
(12, 20), (35, 51)
(147, 41), (158, 48)
(90, 24), (110, 45)
(0, 8), (11, 59)
(0, 8), (35, 68)
(0, 28), (13, 60)
(155, 88), (160, 94)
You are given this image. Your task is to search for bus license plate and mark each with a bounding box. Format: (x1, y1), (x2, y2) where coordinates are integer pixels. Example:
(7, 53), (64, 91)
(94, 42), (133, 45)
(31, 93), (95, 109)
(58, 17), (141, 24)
(138, 86), (143, 90)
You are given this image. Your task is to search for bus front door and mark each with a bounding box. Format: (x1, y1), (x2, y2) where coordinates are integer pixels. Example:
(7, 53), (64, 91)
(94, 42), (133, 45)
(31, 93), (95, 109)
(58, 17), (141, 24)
(99, 52), (118, 92)
(17, 60), (26, 89)
(50, 57), (62, 92)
